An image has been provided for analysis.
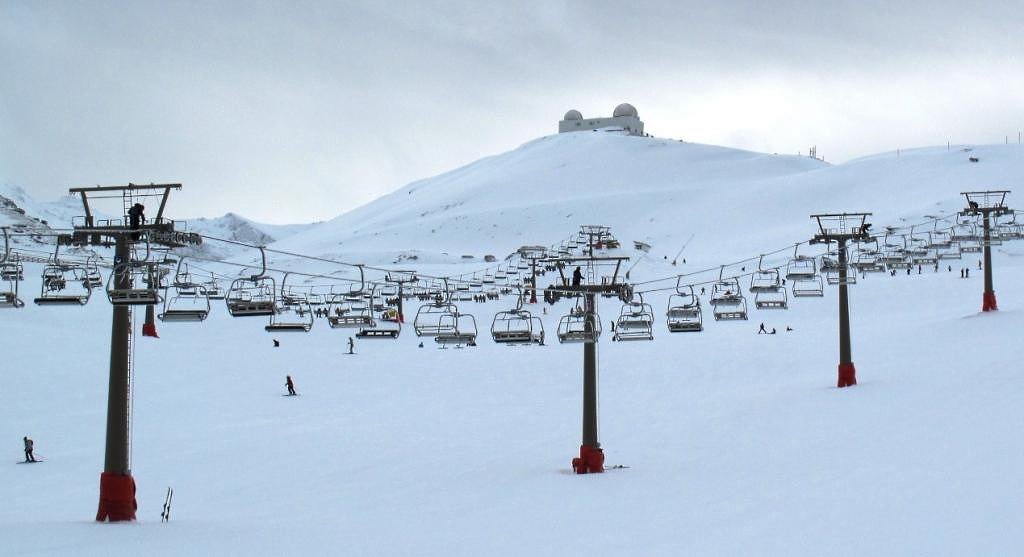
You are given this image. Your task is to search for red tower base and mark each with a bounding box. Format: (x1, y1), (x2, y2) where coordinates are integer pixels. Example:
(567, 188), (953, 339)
(837, 362), (857, 388)
(572, 444), (605, 474)
(982, 291), (998, 312)
(142, 323), (159, 338)
(96, 472), (137, 522)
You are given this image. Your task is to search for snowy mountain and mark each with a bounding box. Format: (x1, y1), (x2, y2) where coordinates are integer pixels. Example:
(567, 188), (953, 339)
(181, 213), (318, 261)
(3, 132), (1024, 555)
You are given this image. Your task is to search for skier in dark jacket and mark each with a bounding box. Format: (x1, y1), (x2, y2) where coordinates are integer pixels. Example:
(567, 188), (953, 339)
(285, 375), (296, 396)
(23, 436), (36, 462)
(572, 266), (583, 287)
(347, 337), (355, 355)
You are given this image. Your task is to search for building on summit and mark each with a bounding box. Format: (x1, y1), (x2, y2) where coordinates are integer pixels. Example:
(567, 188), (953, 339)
(558, 103), (645, 136)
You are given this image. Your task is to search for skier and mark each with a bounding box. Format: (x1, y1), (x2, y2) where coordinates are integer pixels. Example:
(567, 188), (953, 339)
(758, 323), (767, 334)
(347, 337), (355, 355)
(785, 326), (793, 332)
(700, 286), (705, 296)
(127, 203), (146, 230)
(285, 375), (296, 396)
(966, 268), (970, 278)
(960, 268), (964, 278)
(770, 328), (777, 335)
(273, 339), (280, 348)
(572, 266), (583, 287)
(23, 436), (36, 462)
(978, 260), (982, 270)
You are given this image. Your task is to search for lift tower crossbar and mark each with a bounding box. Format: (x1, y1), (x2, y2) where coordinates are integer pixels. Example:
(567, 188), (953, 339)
(69, 183), (200, 522)
(959, 191), (1013, 312)
(810, 212), (872, 388)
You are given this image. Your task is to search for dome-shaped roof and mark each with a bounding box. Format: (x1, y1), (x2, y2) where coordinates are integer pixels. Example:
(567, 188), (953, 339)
(563, 109), (583, 120)
(612, 103), (638, 118)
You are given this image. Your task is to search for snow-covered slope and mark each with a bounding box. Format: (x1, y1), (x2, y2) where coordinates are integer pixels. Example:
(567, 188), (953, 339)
(182, 213), (318, 260)
(3, 132), (1024, 555)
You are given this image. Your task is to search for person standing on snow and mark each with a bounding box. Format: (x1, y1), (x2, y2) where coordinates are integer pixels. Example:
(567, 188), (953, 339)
(758, 323), (767, 334)
(285, 375), (297, 396)
(347, 337), (355, 355)
(23, 436), (36, 462)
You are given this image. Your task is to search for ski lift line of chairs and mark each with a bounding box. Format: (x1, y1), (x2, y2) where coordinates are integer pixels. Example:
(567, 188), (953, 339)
(821, 252), (856, 286)
(266, 273), (314, 333)
(491, 288), (544, 345)
(614, 293), (654, 341)
(710, 266), (748, 321)
(158, 258), (211, 322)
(226, 246), (276, 317)
(785, 245), (824, 297)
(666, 282), (703, 333)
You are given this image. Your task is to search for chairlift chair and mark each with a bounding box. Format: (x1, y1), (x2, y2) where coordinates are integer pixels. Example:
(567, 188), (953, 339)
(822, 251), (856, 285)
(226, 247), (277, 317)
(34, 263), (92, 306)
(264, 273), (314, 332)
(785, 245), (817, 281)
(159, 259), (211, 322)
(711, 268), (748, 320)
(435, 312), (478, 347)
(0, 232), (23, 308)
(491, 292), (544, 345)
(557, 308), (602, 343)
(666, 283), (703, 332)
(613, 293), (654, 341)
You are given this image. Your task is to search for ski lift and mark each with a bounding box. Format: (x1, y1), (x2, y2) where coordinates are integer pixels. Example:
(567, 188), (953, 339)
(557, 303), (602, 344)
(851, 240), (885, 273)
(226, 246), (277, 317)
(203, 275), (225, 300)
(710, 267), (748, 320)
(159, 258), (211, 322)
(750, 255), (783, 292)
(822, 248), (857, 285)
(414, 280), (458, 337)
(613, 293), (654, 341)
(435, 311), (478, 347)
(106, 238), (161, 306)
(0, 230), (24, 308)
(666, 281), (702, 332)
(356, 282), (400, 338)
(785, 244), (817, 281)
(34, 243), (92, 306)
(752, 257), (788, 309)
(491, 288), (544, 345)
(879, 231), (910, 269)
(84, 256), (104, 288)
(266, 273), (314, 333)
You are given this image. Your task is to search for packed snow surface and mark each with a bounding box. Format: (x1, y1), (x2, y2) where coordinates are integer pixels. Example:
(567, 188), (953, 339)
(2, 132), (1023, 555)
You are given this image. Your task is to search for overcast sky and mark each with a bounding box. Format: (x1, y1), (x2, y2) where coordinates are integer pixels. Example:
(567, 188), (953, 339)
(2, 1), (1023, 223)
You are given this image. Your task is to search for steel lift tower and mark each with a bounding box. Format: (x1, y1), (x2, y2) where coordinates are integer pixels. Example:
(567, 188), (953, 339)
(960, 191), (1013, 312)
(810, 212), (872, 388)
(545, 251), (631, 474)
(67, 183), (200, 522)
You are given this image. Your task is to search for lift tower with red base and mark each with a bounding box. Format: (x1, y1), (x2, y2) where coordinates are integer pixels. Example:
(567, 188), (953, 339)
(960, 191), (1013, 312)
(810, 212), (872, 388)
(67, 183), (201, 522)
(545, 252), (630, 474)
